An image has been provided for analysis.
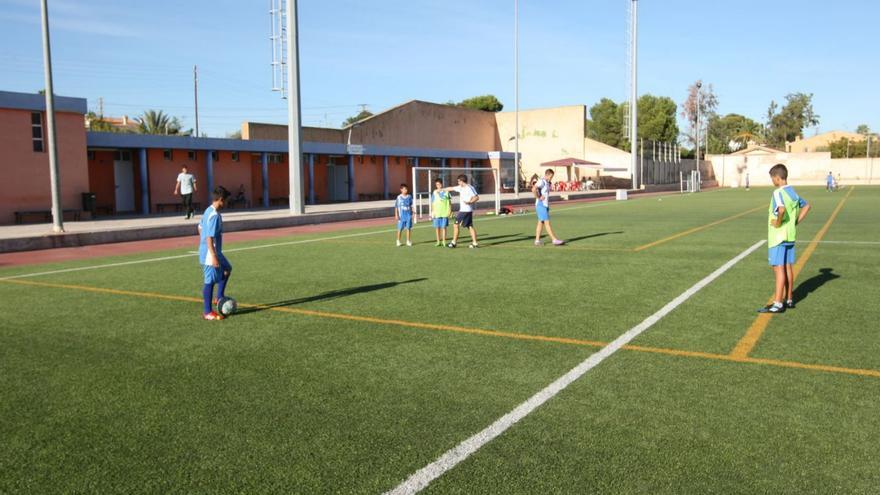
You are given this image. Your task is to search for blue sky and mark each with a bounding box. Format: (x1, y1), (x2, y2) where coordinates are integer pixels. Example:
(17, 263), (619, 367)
(1, 0), (876, 138)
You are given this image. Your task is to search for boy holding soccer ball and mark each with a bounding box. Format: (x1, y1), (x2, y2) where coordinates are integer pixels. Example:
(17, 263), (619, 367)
(533, 169), (565, 246)
(757, 164), (811, 314)
(198, 186), (232, 320)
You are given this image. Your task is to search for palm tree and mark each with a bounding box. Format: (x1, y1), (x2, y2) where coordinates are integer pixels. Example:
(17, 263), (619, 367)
(137, 110), (189, 135)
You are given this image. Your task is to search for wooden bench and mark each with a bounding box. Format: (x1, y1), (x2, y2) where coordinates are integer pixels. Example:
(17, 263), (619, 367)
(14, 209), (81, 225)
(156, 202), (201, 214)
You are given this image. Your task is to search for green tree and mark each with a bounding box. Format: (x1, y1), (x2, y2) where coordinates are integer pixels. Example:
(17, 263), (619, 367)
(456, 94), (504, 112)
(137, 110), (188, 135)
(636, 94), (679, 144)
(707, 113), (763, 153)
(343, 110), (374, 127)
(587, 98), (624, 148)
(856, 124), (870, 135)
(85, 112), (122, 133)
(765, 93), (819, 149)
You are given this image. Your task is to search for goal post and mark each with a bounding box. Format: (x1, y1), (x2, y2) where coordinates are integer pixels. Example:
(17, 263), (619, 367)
(411, 166), (501, 223)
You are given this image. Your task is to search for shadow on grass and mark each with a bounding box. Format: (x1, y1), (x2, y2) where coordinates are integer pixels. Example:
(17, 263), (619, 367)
(237, 278), (428, 315)
(793, 268), (840, 304)
(565, 231), (624, 244)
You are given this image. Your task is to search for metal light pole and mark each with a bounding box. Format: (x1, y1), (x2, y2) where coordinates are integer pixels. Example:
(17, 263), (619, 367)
(629, 0), (639, 189)
(514, 0), (520, 198)
(40, 0), (63, 233)
(286, 0), (304, 214)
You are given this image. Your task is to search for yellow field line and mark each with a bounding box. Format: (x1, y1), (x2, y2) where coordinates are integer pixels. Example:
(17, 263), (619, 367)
(4, 277), (879, 380)
(632, 206), (765, 252)
(729, 186), (855, 359)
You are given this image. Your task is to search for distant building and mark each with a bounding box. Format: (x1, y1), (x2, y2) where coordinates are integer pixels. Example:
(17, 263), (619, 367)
(0, 91), (630, 225)
(786, 130), (865, 153)
(85, 114), (141, 133)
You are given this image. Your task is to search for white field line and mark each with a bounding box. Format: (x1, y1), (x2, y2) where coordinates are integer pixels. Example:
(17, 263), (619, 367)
(0, 190), (686, 281)
(385, 239), (767, 495)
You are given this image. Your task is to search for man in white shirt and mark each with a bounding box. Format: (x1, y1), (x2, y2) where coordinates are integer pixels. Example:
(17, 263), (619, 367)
(441, 174), (480, 248)
(533, 169), (565, 246)
(174, 165), (198, 219)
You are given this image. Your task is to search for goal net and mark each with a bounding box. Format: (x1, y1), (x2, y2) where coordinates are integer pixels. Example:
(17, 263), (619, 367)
(411, 166), (501, 222)
(680, 170), (702, 193)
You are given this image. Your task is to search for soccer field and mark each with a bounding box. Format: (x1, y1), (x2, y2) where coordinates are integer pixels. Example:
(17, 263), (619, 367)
(1, 186), (879, 493)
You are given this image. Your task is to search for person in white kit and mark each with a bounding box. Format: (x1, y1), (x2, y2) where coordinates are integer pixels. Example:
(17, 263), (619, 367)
(533, 169), (565, 246)
(174, 165), (198, 219)
(441, 174), (480, 249)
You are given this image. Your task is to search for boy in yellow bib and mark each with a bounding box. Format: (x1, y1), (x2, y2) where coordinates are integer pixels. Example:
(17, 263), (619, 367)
(758, 164), (811, 314)
(430, 179), (452, 247)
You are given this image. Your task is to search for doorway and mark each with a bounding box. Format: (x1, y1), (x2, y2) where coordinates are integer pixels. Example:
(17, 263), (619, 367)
(327, 156), (349, 202)
(113, 151), (135, 212)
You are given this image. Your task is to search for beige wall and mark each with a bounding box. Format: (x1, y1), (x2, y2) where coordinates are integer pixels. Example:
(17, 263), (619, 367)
(495, 105), (587, 181)
(708, 151), (879, 186)
(345, 101), (499, 151)
(583, 137), (632, 178)
(786, 130), (864, 153)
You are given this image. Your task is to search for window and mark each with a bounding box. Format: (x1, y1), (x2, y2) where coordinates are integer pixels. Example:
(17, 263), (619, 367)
(188, 150), (197, 160)
(406, 157), (416, 167)
(87, 150), (96, 161)
(211, 151), (219, 162)
(231, 151), (239, 162)
(113, 150), (132, 161)
(163, 149), (173, 161)
(31, 112), (44, 152)
(268, 153), (283, 164)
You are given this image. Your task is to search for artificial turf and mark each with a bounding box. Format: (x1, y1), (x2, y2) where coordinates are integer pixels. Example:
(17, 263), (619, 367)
(0, 186), (878, 493)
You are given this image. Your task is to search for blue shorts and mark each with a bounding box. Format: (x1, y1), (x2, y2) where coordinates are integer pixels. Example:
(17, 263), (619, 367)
(432, 217), (449, 228)
(397, 217), (413, 231)
(768, 243), (795, 266)
(202, 256), (232, 284)
(536, 203), (550, 222)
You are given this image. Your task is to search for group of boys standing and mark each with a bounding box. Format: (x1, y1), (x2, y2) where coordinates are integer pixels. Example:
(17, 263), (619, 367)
(393, 169), (566, 249)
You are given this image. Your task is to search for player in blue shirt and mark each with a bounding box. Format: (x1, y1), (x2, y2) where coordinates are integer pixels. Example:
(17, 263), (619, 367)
(198, 186), (232, 320)
(826, 171), (835, 192)
(395, 184), (414, 247)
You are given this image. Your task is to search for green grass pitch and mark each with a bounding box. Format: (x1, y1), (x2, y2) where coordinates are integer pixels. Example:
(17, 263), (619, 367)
(1, 186), (878, 493)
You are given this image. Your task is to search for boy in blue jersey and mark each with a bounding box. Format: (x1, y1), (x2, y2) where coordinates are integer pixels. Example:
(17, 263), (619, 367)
(395, 184), (414, 247)
(198, 186), (232, 320)
(826, 171), (835, 192)
(758, 164), (811, 314)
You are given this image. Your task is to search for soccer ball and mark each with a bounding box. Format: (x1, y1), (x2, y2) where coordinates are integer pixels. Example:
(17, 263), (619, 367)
(217, 297), (238, 317)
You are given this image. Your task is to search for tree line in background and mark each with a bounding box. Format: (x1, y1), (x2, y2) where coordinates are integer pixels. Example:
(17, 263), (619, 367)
(87, 109), (191, 136)
(585, 81), (836, 158)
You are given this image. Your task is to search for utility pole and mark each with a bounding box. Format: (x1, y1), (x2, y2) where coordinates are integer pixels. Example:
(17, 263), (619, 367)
(97, 96), (104, 117)
(514, 0), (520, 198)
(40, 0), (63, 233)
(193, 65), (200, 137)
(695, 81), (702, 167)
(629, 0), (639, 189)
(287, 0), (305, 214)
